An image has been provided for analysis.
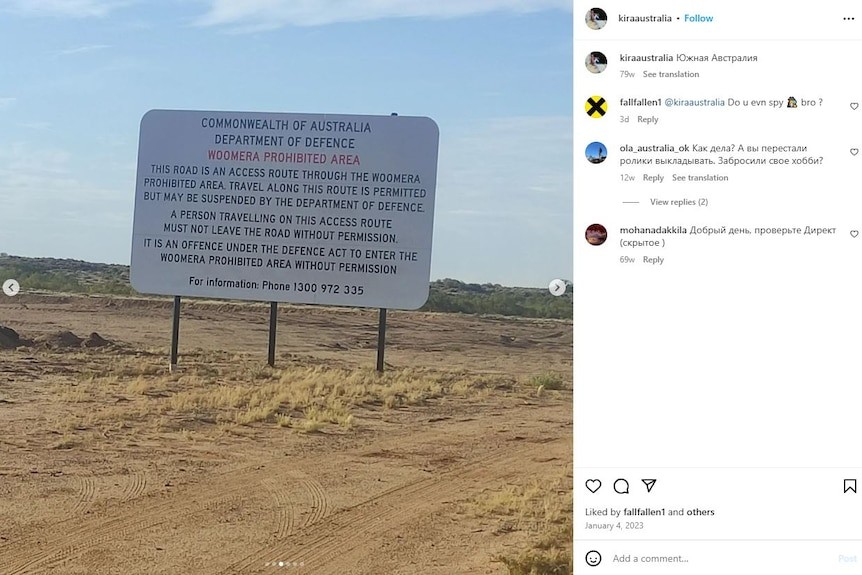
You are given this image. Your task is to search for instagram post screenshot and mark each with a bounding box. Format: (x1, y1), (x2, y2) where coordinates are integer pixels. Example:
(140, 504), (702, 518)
(0, 2), (574, 574)
(576, 1), (861, 573)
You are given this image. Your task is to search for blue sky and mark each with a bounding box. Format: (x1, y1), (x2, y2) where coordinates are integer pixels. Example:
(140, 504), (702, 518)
(0, 0), (572, 288)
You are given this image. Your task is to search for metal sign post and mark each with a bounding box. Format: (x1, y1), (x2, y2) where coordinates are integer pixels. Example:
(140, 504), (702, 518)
(376, 308), (387, 372)
(170, 295), (181, 372)
(268, 301), (278, 367)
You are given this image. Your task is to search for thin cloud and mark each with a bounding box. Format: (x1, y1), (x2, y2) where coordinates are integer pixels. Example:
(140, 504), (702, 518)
(0, 0), (126, 18)
(434, 115), (572, 236)
(0, 97), (16, 110)
(0, 142), (133, 264)
(431, 117), (572, 286)
(196, 0), (571, 29)
(0, 143), (126, 220)
(55, 44), (111, 56)
(437, 115), (572, 201)
(20, 121), (53, 130)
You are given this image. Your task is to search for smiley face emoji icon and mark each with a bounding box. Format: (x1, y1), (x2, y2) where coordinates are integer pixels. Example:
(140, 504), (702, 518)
(585, 550), (602, 567)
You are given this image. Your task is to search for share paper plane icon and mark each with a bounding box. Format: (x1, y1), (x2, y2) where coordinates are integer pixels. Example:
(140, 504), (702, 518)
(642, 479), (657, 493)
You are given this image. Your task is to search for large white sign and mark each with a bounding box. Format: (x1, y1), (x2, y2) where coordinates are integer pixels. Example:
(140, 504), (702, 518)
(130, 110), (439, 309)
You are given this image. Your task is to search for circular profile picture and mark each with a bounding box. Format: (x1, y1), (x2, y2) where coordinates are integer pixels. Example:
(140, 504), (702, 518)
(586, 8), (607, 30)
(585, 223), (608, 246)
(585, 95), (607, 118)
(586, 51), (607, 74)
(585, 142), (607, 164)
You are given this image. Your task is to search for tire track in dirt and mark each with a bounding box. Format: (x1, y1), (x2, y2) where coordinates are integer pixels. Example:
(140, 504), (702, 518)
(216, 476), (333, 574)
(1, 466), (266, 575)
(120, 472), (147, 502)
(235, 438), (565, 574)
(298, 449), (527, 570)
(263, 478), (295, 539)
(5, 491), (251, 575)
(300, 478), (330, 527)
(71, 476), (95, 514)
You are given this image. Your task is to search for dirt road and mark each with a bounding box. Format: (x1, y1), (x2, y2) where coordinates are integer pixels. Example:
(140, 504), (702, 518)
(0, 294), (572, 574)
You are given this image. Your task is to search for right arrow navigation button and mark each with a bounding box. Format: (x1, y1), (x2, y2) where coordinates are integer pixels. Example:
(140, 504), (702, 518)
(548, 279), (567, 296)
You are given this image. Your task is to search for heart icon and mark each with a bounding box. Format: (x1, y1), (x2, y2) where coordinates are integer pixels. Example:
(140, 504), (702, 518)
(586, 479), (601, 493)
(852, 103), (860, 110)
(852, 230), (859, 238)
(852, 149), (859, 156)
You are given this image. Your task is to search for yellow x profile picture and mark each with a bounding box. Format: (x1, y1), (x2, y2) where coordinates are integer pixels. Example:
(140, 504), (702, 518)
(585, 96), (608, 118)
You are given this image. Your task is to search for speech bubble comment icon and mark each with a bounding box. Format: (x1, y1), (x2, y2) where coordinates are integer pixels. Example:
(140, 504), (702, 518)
(614, 478), (629, 494)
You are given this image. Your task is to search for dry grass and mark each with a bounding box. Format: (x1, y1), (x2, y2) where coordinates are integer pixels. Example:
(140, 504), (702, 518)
(276, 413), (292, 428)
(44, 353), (522, 437)
(50, 433), (81, 450)
(125, 376), (153, 395)
(296, 418), (324, 433)
(472, 478), (570, 530)
(468, 473), (573, 575)
(497, 542), (572, 575)
(529, 372), (566, 391)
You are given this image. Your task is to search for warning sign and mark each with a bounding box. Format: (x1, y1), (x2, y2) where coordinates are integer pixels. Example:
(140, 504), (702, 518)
(585, 96), (608, 118)
(130, 110), (439, 310)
